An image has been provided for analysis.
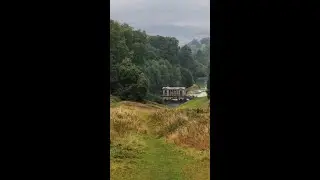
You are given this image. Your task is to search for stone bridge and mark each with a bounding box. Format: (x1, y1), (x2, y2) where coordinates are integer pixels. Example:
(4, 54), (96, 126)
(161, 87), (188, 101)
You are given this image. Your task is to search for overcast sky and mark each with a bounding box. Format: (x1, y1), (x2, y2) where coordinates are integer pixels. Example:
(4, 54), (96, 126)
(110, 0), (210, 45)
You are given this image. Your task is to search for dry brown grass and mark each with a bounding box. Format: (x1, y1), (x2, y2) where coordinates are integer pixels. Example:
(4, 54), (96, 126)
(110, 100), (165, 142)
(183, 160), (210, 180)
(110, 100), (210, 180)
(110, 107), (149, 143)
(148, 107), (210, 150)
(110, 105), (151, 176)
(147, 107), (210, 179)
(111, 99), (210, 151)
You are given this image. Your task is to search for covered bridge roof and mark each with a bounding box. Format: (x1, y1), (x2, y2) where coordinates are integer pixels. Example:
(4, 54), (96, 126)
(162, 87), (186, 90)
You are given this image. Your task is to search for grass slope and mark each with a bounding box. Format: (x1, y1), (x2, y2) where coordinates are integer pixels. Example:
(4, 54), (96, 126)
(130, 137), (193, 180)
(178, 97), (209, 109)
(110, 99), (210, 180)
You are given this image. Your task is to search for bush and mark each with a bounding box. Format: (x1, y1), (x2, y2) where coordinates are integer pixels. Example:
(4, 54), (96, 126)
(145, 93), (164, 104)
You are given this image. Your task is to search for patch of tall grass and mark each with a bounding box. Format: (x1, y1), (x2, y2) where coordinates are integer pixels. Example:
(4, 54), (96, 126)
(110, 107), (148, 143)
(148, 108), (210, 150)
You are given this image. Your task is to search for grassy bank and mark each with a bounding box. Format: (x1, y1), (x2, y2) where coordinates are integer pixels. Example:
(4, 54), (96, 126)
(178, 97), (210, 109)
(110, 98), (210, 180)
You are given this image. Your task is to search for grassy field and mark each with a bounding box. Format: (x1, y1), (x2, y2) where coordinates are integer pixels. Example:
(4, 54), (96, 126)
(110, 98), (210, 180)
(178, 97), (210, 109)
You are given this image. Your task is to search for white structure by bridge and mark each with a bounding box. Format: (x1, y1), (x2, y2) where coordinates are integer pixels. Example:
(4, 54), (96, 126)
(162, 87), (187, 101)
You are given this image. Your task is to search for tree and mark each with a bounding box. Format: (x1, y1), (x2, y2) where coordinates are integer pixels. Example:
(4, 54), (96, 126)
(148, 36), (179, 64)
(194, 61), (208, 77)
(178, 45), (194, 69)
(171, 66), (182, 86)
(110, 20), (130, 64)
(143, 60), (162, 93)
(180, 67), (194, 88)
(110, 54), (120, 94)
(132, 42), (146, 65)
(110, 19), (209, 102)
(117, 58), (148, 101)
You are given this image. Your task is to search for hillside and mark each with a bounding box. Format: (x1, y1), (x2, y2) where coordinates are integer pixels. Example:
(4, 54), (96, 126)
(178, 97), (210, 109)
(110, 20), (209, 102)
(110, 99), (210, 180)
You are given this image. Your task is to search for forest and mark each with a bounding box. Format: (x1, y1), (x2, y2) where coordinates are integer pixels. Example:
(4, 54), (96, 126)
(110, 19), (210, 102)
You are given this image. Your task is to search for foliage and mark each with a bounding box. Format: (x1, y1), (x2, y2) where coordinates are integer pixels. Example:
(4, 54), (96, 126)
(116, 58), (149, 101)
(180, 67), (195, 88)
(188, 37), (210, 67)
(110, 19), (209, 102)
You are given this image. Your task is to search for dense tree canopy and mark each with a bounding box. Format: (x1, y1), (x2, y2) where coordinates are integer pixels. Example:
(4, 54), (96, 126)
(188, 38), (210, 67)
(110, 19), (210, 102)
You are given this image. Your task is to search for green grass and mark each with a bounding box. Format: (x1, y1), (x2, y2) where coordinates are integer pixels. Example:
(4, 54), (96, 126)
(130, 137), (193, 180)
(178, 97), (209, 109)
(111, 134), (209, 180)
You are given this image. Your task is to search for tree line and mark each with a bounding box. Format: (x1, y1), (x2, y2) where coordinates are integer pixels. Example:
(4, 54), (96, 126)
(110, 19), (210, 102)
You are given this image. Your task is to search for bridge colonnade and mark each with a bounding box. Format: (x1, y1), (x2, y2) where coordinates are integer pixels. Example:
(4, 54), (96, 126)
(162, 87), (186, 101)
